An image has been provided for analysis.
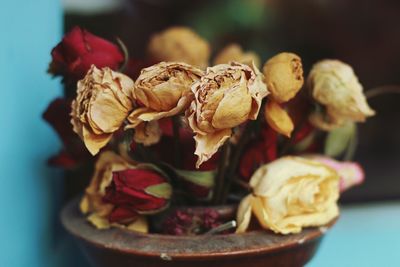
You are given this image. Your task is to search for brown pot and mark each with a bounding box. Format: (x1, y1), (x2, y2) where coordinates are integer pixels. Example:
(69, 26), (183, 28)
(61, 197), (335, 267)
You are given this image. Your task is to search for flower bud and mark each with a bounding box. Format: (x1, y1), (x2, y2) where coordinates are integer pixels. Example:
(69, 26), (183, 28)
(307, 60), (375, 130)
(263, 52), (304, 103)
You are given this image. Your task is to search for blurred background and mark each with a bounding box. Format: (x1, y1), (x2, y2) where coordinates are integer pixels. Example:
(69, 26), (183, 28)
(63, 0), (400, 203)
(1, 0), (400, 266)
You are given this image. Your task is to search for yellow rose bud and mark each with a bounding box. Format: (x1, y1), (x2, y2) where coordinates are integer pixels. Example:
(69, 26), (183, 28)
(213, 43), (261, 68)
(263, 52), (304, 103)
(126, 62), (204, 133)
(71, 65), (134, 155)
(147, 26), (210, 68)
(236, 156), (339, 234)
(187, 62), (269, 167)
(308, 60), (375, 130)
(264, 100), (294, 137)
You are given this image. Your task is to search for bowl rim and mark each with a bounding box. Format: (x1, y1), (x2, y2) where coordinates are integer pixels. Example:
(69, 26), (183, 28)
(61, 196), (337, 260)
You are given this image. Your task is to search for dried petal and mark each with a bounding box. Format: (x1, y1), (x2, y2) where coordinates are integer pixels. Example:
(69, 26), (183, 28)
(133, 121), (161, 146)
(264, 100), (294, 137)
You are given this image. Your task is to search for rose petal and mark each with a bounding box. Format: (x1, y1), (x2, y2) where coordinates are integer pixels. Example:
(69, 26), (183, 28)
(194, 129), (232, 168)
(264, 100), (294, 137)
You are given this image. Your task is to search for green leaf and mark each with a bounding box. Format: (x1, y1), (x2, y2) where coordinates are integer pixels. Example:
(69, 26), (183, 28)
(145, 183), (172, 199)
(324, 122), (356, 157)
(175, 169), (216, 188)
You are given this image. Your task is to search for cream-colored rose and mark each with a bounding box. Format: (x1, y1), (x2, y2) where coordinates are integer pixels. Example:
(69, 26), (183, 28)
(308, 60), (375, 130)
(71, 65), (134, 155)
(187, 62), (269, 168)
(263, 52), (304, 103)
(236, 156), (339, 234)
(148, 27), (210, 68)
(213, 43), (261, 68)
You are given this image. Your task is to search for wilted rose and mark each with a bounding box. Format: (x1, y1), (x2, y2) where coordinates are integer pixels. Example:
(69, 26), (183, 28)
(187, 62), (269, 167)
(80, 151), (171, 232)
(49, 26), (124, 83)
(147, 27), (210, 68)
(236, 156), (339, 234)
(103, 168), (172, 218)
(71, 66), (134, 155)
(80, 151), (136, 229)
(43, 98), (91, 169)
(263, 52), (304, 103)
(126, 62), (204, 139)
(307, 60), (375, 130)
(213, 44), (260, 68)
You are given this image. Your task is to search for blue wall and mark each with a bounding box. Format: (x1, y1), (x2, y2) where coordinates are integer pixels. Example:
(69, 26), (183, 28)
(0, 1), (85, 266)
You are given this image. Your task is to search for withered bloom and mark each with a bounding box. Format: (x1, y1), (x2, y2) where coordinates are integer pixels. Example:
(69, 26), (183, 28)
(236, 156), (339, 234)
(147, 27), (210, 68)
(71, 66), (134, 155)
(213, 43), (261, 68)
(307, 60), (375, 130)
(187, 62), (269, 168)
(262, 53), (304, 137)
(126, 62), (203, 135)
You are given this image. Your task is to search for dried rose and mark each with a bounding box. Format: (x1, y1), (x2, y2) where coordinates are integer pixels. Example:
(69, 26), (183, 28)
(213, 43), (260, 68)
(103, 167), (172, 217)
(49, 26), (124, 83)
(306, 155), (365, 192)
(80, 151), (172, 232)
(307, 60), (375, 130)
(43, 98), (91, 169)
(147, 27), (210, 68)
(80, 151), (137, 230)
(262, 52), (304, 103)
(71, 66), (134, 155)
(236, 156), (339, 234)
(187, 62), (269, 167)
(126, 62), (204, 136)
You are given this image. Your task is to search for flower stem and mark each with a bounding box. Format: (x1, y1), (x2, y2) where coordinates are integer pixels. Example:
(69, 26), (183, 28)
(366, 85), (400, 99)
(172, 117), (182, 168)
(212, 143), (231, 205)
(219, 123), (253, 204)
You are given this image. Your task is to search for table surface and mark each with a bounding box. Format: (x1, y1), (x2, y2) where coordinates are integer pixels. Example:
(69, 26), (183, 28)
(307, 201), (400, 267)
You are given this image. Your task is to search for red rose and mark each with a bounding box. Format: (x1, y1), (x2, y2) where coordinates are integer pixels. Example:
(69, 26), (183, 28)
(103, 169), (172, 223)
(43, 98), (91, 169)
(49, 26), (124, 83)
(240, 126), (278, 181)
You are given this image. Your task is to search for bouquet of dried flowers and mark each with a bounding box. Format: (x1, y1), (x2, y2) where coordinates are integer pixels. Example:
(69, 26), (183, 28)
(45, 26), (375, 236)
